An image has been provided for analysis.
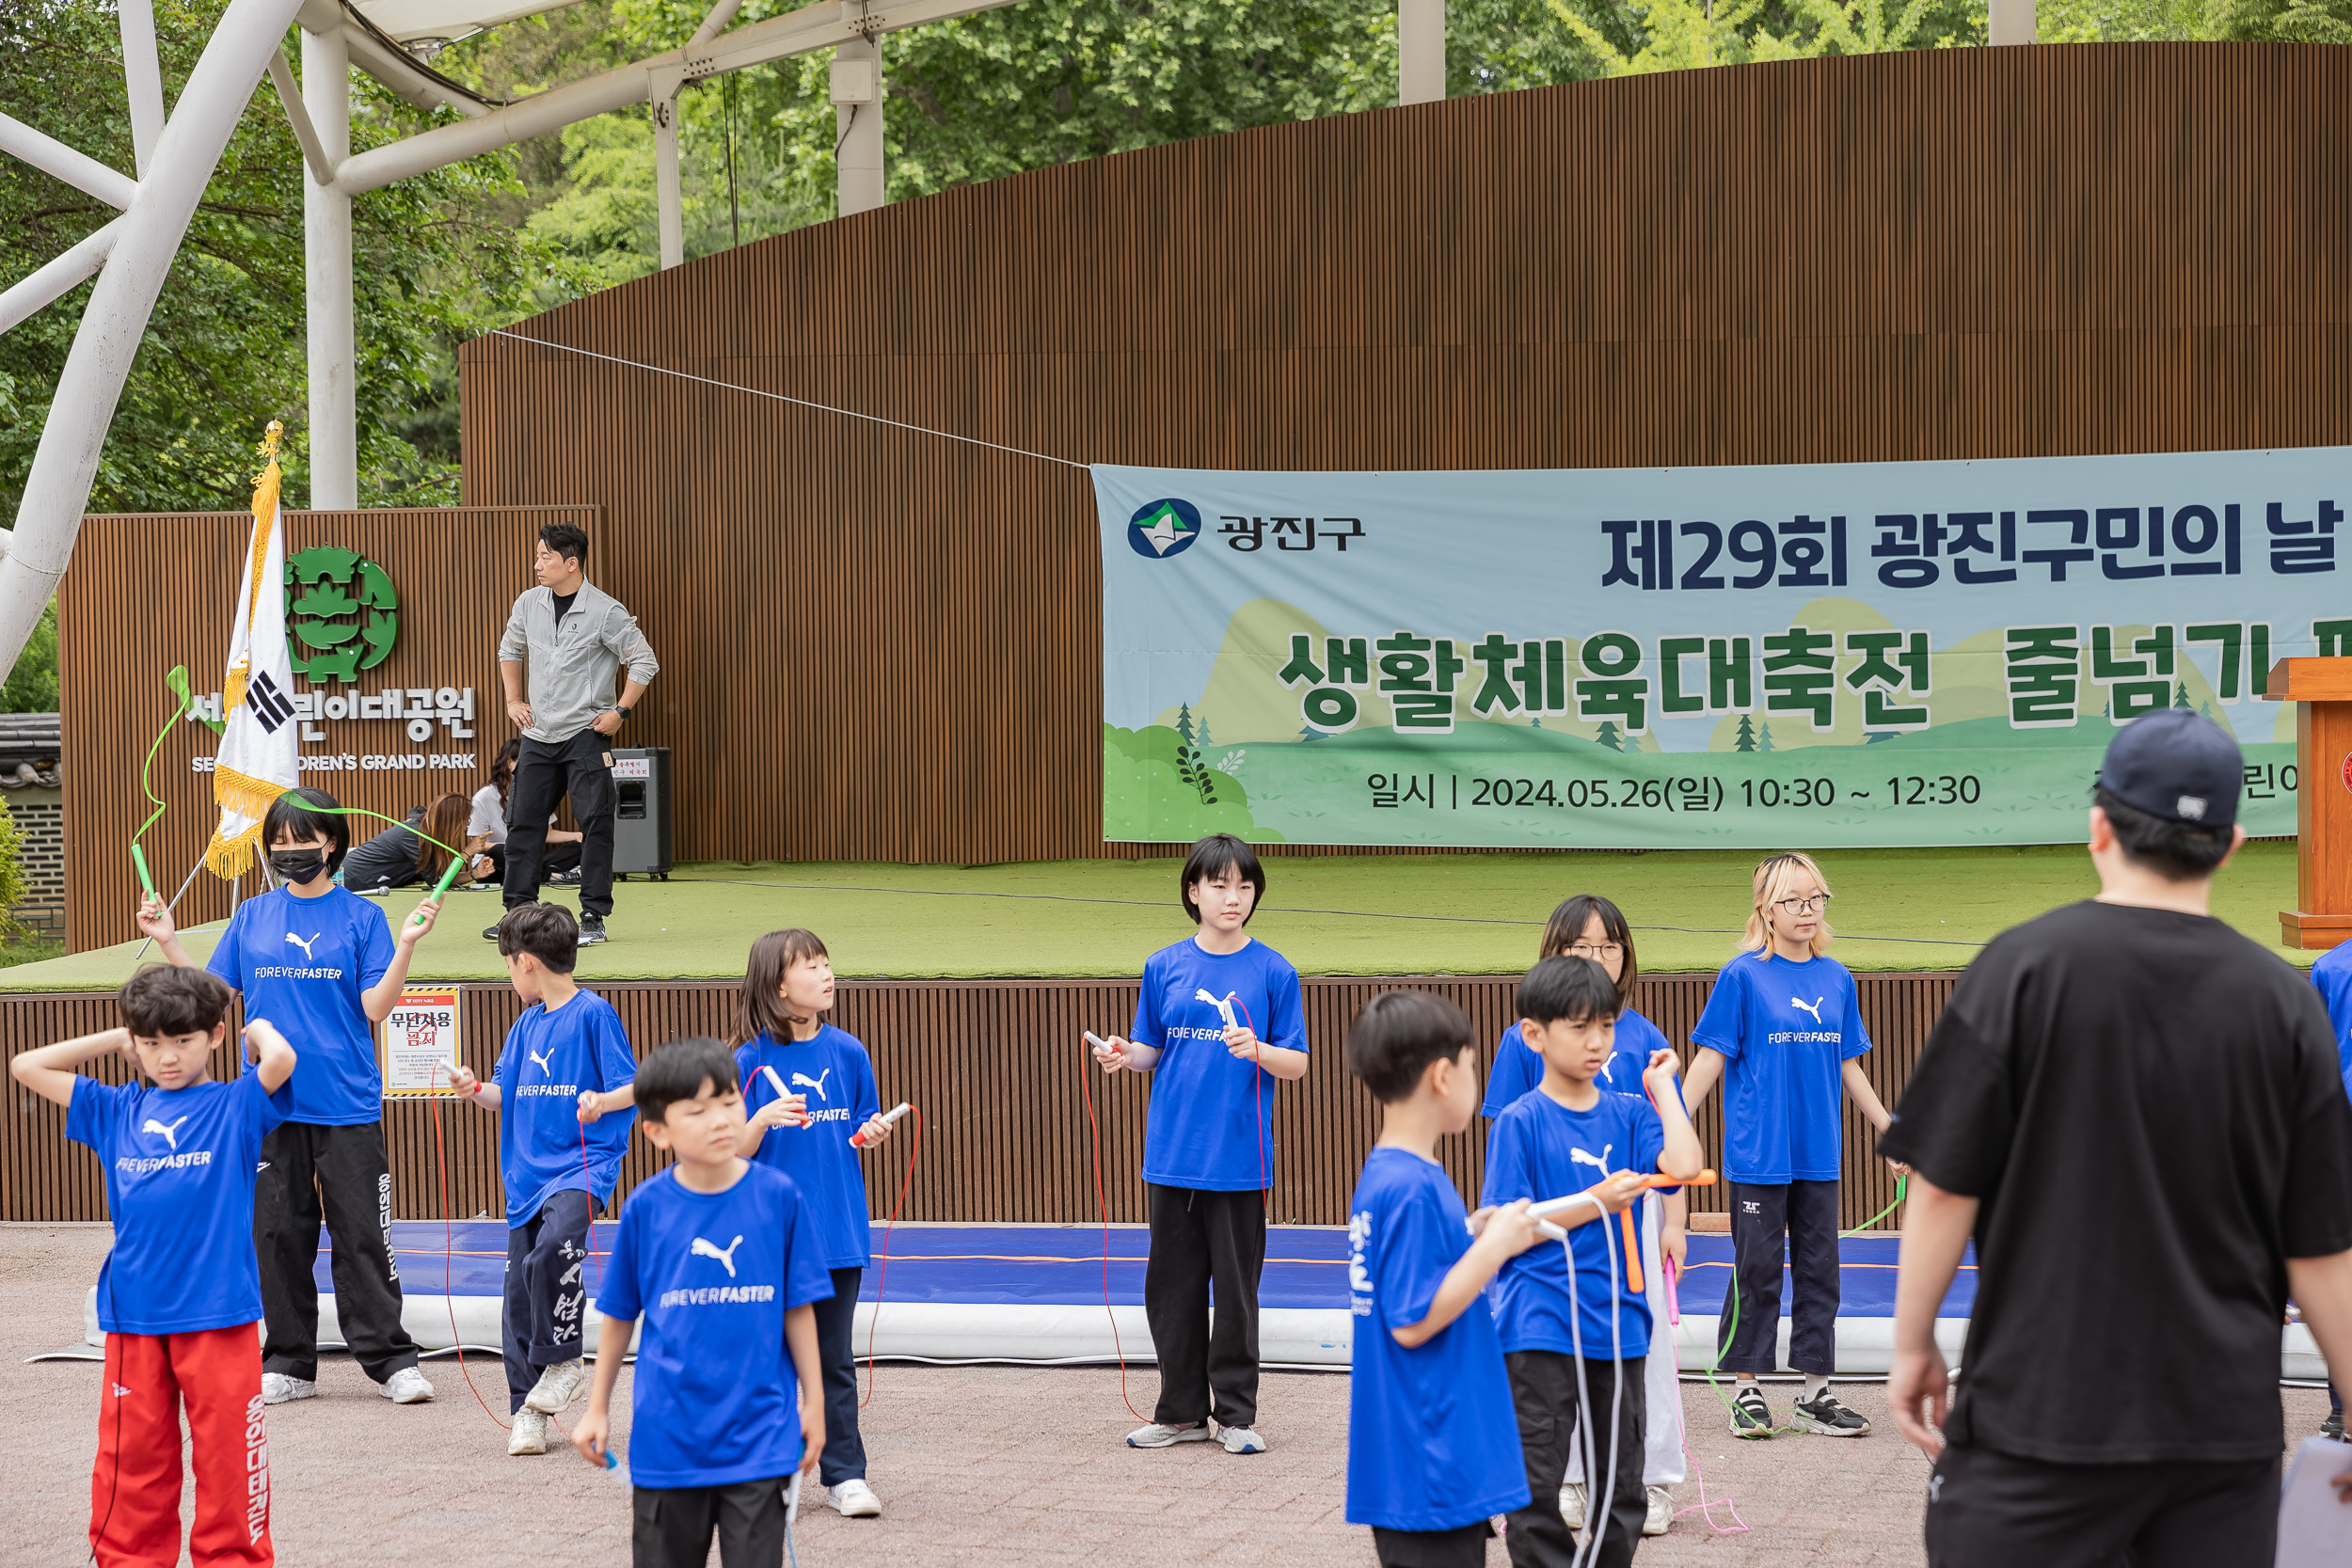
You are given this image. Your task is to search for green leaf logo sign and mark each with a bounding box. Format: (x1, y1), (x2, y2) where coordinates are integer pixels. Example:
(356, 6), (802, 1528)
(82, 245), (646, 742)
(283, 546), (399, 685)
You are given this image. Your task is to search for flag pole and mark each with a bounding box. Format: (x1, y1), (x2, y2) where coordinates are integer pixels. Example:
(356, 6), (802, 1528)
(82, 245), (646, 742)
(131, 855), (207, 961)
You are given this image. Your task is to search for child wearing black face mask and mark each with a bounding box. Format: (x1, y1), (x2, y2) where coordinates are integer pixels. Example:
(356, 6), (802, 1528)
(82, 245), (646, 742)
(138, 784), (447, 1407)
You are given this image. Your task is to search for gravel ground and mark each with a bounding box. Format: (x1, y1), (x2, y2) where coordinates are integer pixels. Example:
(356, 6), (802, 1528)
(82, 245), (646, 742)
(4, 1225), (2334, 1566)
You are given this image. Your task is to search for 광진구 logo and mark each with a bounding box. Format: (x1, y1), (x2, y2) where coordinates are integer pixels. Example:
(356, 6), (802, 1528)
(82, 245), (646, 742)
(284, 546), (399, 685)
(1127, 499), (1203, 560)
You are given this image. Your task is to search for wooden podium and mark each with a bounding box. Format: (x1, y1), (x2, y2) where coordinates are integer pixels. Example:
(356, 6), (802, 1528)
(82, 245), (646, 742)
(2265, 657), (2352, 949)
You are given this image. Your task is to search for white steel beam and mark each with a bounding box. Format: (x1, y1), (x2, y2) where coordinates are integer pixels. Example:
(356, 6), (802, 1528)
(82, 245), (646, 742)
(0, 0), (310, 674)
(1989, 0), (2035, 41)
(119, 0), (168, 174)
(305, 24), (358, 508)
(0, 112), (139, 211)
(0, 218), (122, 335)
(690, 0), (748, 45)
(651, 68), (684, 269)
(834, 33), (882, 216)
(341, 17), (492, 118)
(267, 49), (337, 184)
(1397, 0), (1443, 105)
(337, 0), (1021, 195)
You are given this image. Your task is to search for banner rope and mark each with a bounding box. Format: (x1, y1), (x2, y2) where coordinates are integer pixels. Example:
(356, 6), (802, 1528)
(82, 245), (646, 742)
(487, 328), (1091, 471)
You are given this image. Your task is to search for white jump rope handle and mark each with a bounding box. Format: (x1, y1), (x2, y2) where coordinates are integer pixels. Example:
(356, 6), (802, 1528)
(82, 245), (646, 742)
(1525, 1190), (1603, 1241)
(850, 1101), (912, 1148)
(760, 1065), (812, 1128)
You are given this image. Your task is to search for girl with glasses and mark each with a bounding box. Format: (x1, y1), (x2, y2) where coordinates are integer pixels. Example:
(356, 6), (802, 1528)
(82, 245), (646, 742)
(1480, 893), (1688, 1539)
(1680, 851), (1899, 1442)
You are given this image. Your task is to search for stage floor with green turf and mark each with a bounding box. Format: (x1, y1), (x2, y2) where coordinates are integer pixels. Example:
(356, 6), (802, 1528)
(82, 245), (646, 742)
(4, 840), (2309, 990)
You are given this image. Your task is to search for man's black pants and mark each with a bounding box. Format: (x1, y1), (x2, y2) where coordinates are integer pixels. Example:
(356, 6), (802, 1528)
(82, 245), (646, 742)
(253, 1120), (421, 1384)
(632, 1476), (788, 1568)
(504, 729), (615, 918)
(1144, 1182), (1265, 1430)
(1924, 1441), (2279, 1567)
(1503, 1351), (1646, 1568)
(811, 1266), (866, 1485)
(501, 1188), (592, 1413)
(1720, 1179), (1840, 1375)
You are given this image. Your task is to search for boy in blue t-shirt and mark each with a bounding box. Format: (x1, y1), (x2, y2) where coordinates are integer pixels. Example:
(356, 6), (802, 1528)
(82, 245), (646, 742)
(11, 966), (294, 1566)
(574, 1037), (834, 1568)
(1482, 957), (1703, 1568)
(730, 927), (898, 1519)
(140, 785), (446, 1407)
(1679, 851), (1899, 1440)
(2306, 941), (2352, 1442)
(1091, 832), (1310, 1455)
(1344, 989), (1542, 1568)
(447, 904), (638, 1457)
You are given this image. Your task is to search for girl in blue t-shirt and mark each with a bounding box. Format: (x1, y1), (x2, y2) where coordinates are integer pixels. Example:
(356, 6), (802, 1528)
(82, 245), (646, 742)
(1091, 832), (1311, 1457)
(1682, 851), (1900, 1442)
(1483, 894), (1690, 1536)
(728, 927), (898, 1520)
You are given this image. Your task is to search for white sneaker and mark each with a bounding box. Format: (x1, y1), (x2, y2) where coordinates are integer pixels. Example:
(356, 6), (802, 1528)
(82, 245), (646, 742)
(379, 1367), (436, 1404)
(1125, 1421), (1213, 1448)
(826, 1479), (882, 1517)
(1644, 1485), (1673, 1537)
(1560, 1481), (1587, 1530)
(1216, 1424), (1267, 1454)
(507, 1409), (548, 1455)
(260, 1373), (316, 1405)
(523, 1358), (588, 1415)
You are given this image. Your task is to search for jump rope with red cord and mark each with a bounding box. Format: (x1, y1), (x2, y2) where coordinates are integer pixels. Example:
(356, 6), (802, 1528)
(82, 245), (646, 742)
(1079, 989), (1274, 1424)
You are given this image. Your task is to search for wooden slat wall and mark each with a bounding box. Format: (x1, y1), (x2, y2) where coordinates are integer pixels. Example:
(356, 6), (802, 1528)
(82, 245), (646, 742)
(445, 43), (2352, 872)
(60, 507), (597, 953)
(1, 973), (1955, 1229)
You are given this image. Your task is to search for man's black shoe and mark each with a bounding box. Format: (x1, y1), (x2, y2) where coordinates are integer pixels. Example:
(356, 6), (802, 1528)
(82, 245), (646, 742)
(578, 914), (608, 945)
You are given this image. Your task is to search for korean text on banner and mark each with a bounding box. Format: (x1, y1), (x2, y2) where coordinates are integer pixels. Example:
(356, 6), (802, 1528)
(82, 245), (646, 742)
(1093, 448), (2351, 849)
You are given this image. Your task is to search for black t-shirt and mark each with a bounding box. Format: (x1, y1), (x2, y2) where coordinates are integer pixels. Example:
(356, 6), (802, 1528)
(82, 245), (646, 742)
(551, 590), (578, 624)
(338, 809), (426, 893)
(1883, 899), (2352, 1465)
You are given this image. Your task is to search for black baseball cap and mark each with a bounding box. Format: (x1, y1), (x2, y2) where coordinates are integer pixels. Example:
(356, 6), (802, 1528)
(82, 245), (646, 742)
(2095, 709), (2242, 829)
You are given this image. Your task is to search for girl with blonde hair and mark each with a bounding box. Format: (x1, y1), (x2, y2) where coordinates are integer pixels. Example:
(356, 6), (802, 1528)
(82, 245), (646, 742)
(1681, 851), (1899, 1441)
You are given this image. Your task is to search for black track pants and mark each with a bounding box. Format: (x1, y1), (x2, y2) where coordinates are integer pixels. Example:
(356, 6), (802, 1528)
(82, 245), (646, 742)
(1720, 1179), (1840, 1375)
(1143, 1182), (1266, 1430)
(252, 1120), (421, 1384)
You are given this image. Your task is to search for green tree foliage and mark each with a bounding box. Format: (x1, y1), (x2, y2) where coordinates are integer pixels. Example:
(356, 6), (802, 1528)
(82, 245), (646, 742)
(0, 600), (56, 712)
(1, 0), (559, 515)
(1734, 712), (1757, 752)
(1595, 720), (1623, 750)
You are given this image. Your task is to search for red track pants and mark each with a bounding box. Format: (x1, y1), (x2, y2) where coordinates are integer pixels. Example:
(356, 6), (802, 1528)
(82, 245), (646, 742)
(92, 1323), (272, 1567)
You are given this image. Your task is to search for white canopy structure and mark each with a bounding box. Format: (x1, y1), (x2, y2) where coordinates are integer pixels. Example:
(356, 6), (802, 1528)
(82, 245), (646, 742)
(0, 0), (2038, 682)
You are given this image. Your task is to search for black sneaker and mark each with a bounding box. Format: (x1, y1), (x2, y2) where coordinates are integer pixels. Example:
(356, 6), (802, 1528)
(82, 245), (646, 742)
(2323, 1407), (2345, 1443)
(1729, 1386), (1773, 1439)
(1791, 1387), (1871, 1436)
(578, 914), (608, 945)
(546, 867), (582, 886)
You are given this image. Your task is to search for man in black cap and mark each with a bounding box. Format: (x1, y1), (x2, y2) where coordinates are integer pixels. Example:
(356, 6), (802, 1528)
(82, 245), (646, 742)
(1884, 709), (2352, 1561)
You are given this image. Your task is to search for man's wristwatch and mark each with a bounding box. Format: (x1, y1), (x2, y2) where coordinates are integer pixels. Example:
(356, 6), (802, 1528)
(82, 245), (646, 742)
(611, 705), (629, 721)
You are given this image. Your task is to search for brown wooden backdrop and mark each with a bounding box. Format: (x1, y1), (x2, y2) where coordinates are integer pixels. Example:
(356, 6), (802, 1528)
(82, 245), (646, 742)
(1, 972), (1950, 1229)
(61, 507), (596, 952)
(452, 42), (2352, 872)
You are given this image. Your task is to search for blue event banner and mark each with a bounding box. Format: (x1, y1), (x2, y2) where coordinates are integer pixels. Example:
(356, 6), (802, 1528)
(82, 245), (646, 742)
(1092, 447), (2352, 848)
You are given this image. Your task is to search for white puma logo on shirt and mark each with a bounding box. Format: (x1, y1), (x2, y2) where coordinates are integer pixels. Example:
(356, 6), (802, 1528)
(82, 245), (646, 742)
(285, 931), (321, 961)
(141, 1116), (190, 1150)
(691, 1235), (745, 1277)
(527, 1047), (554, 1075)
(1570, 1144), (1613, 1177)
(790, 1069), (831, 1102)
(1790, 996), (1825, 1023)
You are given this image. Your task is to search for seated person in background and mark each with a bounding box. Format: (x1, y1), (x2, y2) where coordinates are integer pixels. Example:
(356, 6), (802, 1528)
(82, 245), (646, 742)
(471, 739), (582, 887)
(342, 793), (492, 895)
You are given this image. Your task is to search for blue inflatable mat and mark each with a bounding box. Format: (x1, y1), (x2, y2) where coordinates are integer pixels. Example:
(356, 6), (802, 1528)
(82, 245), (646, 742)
(351, 1222), (1970, 1319)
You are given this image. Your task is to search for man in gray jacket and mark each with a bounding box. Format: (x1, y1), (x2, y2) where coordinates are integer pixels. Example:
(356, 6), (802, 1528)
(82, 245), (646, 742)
(492, 522), (659, 945)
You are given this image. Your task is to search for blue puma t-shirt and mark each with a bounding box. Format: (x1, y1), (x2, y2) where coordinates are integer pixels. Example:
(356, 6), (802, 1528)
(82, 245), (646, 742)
(1690, 949), (1871, 1184)
(1346, 1148), (1530, 1531)
(597, 1164), (835, 1489)
(208, 883), (395, 1126)
(738, 1025), (882, 1271)
(1128, 936), (1308, 1191)
(68, 1073), (288, 1333)
(1482, 1009), (1674, 1119)
(1482, 1087), (1670, 1358)
(2309, 942), (2352, 1101)
(491, 990), (638, 1226)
